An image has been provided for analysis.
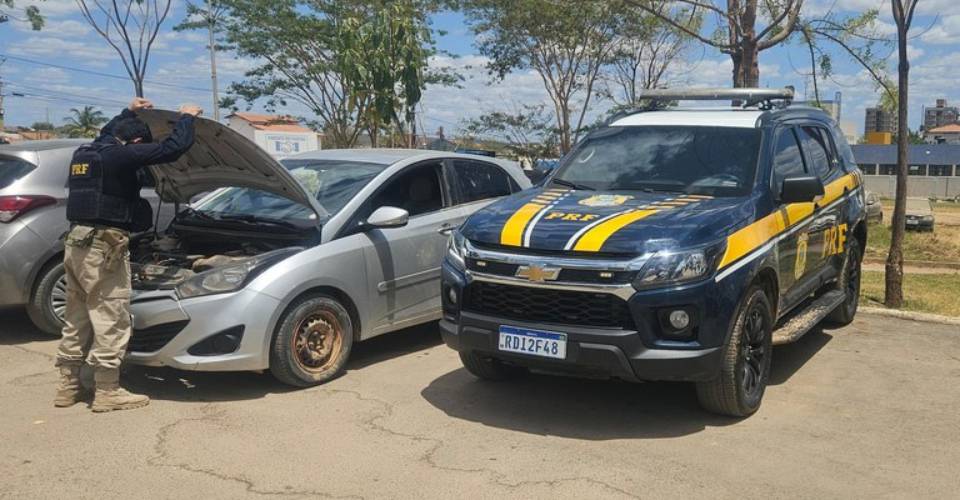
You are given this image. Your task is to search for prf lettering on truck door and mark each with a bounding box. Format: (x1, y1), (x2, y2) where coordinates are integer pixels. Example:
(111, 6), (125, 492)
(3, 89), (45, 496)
(822, 223), (848, 258)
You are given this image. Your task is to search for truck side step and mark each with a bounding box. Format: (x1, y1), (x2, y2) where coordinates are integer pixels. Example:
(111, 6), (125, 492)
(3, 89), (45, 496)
(772, 290), (846, 345)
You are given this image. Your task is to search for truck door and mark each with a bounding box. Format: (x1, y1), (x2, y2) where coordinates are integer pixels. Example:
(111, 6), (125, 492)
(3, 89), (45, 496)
(798, 125), (848, 285)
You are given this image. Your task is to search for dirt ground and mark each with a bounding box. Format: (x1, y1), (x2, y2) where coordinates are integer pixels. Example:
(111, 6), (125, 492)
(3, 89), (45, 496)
(2, 307), (959, 499)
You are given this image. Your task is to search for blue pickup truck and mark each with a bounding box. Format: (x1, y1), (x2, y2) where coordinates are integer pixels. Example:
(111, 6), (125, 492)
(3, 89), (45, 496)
(440, 88), (866, 417)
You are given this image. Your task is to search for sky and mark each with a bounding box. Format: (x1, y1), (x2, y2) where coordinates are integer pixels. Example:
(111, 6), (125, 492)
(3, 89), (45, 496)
(1, 0), (958, 140)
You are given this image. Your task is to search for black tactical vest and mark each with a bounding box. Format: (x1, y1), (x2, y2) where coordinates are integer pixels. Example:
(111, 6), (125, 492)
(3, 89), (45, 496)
(66, 143), (146, 229)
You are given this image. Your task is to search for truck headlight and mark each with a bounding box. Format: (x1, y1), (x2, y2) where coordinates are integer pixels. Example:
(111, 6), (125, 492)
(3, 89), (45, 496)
(447, 230), (467, 271)
(177, 248), (300, 299)
(633, 245), (723, 290)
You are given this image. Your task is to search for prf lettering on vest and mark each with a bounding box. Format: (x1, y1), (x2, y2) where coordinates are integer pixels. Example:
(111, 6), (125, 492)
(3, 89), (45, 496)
(544, 212), (600, 222)
(822, 223), (848, 257)
(70, 163), (89, 176)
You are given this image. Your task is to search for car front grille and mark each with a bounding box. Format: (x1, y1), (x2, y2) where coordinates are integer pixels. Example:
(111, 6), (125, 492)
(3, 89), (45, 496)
(127, 320), (189, 353)
(463, 281), (635, 329)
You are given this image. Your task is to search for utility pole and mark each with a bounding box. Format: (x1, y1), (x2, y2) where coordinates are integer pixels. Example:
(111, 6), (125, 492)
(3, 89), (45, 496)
(0, 57), (6, 130)
(206, 0), (220, 122)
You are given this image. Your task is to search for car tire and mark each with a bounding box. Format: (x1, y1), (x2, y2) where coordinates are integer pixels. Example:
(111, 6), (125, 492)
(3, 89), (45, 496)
(459, 352), (527, 381)
(269, 295), (354, 387)
(827, 237), (861, 326)
(696, 286), (773, 417)
(26, 260), (67, 337)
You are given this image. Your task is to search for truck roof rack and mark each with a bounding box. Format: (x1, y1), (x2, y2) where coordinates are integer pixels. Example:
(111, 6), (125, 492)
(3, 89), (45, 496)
(601, 87), (795, 127)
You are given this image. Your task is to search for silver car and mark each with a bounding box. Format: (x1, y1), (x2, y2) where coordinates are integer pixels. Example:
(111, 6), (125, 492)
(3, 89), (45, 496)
(126, 110), (530, 386)
(0, 140), (173, 334)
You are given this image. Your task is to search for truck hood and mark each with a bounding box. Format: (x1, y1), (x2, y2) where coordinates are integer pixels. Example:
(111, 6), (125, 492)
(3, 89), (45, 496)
(138, 110), (318, 213)
(460, 187), (755, 256)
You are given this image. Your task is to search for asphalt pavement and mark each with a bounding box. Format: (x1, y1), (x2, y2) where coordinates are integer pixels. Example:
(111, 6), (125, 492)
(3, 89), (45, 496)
(1, 307), (959, 499)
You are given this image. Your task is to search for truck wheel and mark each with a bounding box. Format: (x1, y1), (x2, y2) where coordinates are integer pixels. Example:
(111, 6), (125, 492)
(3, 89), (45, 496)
(26, 260), (67, 337)
(459, 352), (526, 381)
(696, 286), (772, 417)
(826, 238), (861, 326)
(270, 295), (354, 387)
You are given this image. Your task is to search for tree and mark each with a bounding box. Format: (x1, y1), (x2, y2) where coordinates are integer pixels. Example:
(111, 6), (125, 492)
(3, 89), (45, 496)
(30, 121), (55, 130)
(883, 0), (920, 308)
(463, 104), (559, 167)
(175, 0), (229, 121)
(599, 3), (699, 107)
(624, 0), (802, 88)
(0, 0), (43, 30)
(61, 106), (108, 138)
(464, 0), (621, 153)
(77, 0), (174, 97)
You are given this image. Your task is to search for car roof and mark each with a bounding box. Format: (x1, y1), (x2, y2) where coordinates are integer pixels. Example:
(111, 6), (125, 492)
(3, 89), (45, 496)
(609, 105), (833, 129)
(286, 148), (435, 164)
(0, 139), (88, 153)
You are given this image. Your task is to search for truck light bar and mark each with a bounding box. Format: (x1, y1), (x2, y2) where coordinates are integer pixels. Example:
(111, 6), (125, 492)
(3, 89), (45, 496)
(637, 87), (795, 103)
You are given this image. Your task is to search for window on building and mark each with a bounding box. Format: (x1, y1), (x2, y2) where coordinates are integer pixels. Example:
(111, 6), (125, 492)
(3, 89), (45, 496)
(929, 165), (953, 177)
(879, 164), (897, 175)
(908, 165), (926, 176)
(859, 164), (878, 175)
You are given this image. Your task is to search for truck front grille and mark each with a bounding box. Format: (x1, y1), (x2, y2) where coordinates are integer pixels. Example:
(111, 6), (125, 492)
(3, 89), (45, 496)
(463, 281), (635, 329)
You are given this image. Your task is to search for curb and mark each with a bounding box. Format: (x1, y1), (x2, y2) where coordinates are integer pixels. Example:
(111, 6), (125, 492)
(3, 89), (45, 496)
(860, 306), (960, 326)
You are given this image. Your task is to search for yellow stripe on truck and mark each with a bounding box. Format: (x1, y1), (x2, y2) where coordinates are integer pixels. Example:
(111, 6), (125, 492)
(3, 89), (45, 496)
(500, 203), (547, 247)
(573, 209), (658, 252)
(718, 173), (859, 269)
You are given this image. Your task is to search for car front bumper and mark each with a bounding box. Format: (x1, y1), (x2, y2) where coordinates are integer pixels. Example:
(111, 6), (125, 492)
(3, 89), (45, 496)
(126, 288), (280, 372)
(440, 258), (744, 383)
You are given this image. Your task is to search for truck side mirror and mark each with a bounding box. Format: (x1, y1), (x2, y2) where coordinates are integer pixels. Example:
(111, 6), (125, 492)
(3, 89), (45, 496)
(780, 175), (824, 204)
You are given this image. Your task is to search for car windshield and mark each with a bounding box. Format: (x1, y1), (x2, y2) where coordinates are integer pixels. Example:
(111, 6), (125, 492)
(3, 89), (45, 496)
(190, 159), (387, 223)
(0, 156), (37, 190)
(551, 126), (762, 197)
(906, 199), (932, 211)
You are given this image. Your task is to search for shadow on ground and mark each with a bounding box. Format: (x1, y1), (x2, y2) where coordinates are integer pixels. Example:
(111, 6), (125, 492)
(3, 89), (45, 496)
(0, 307), (56, 345)
(125, 322), (443, 403)
(420, 327), (834, 440)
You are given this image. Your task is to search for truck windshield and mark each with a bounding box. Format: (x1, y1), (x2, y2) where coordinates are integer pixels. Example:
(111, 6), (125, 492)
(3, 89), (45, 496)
(552, 126), (761, 197)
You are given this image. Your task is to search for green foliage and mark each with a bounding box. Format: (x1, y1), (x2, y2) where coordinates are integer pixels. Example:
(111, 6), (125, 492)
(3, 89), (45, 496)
(0, 0), (44, 30)
(218, 0), (452, 148)
(30, 121), (55, 131)
(61, 106), (108, 138)
(462, 104), (558, 165)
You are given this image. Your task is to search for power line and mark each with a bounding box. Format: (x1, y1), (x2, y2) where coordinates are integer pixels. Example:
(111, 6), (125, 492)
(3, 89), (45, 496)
(0, 52), (231, 94)
(5, 81), (130, 107)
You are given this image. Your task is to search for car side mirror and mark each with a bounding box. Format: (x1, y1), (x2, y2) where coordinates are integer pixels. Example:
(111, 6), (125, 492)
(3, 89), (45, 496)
(780, 175), (824, 204)
(366, 206), (409, 229)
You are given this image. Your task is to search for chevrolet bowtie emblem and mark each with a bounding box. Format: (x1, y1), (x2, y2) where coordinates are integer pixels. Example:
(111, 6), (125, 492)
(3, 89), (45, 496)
(516, 265), (561, 282)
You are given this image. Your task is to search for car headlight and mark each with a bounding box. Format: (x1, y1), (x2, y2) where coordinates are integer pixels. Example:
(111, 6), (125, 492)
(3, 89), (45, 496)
(176, 248), (301, 299)
(923, 215), (934, 221)
(633, 244), (724, 290)
(447, 230), (467, 271)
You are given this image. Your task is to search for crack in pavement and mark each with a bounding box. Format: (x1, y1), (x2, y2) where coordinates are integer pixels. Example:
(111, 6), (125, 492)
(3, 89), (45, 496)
(147, 403), (364, 500)
(8, 345), (56, 361)
(7, 369), (55, 387)
(319, 388), (641, 499)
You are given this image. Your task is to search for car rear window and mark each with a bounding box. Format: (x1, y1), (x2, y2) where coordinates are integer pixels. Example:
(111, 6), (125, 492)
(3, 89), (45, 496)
(0, 156), (37, 189)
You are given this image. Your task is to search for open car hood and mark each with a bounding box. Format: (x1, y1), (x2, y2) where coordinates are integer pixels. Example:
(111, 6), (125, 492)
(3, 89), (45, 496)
(138, 109), (319, 214)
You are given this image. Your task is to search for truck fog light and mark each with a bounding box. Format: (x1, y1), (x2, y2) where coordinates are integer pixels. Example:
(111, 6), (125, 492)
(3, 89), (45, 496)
(668, 310), (690, 330)
(447, 286), (458, 304)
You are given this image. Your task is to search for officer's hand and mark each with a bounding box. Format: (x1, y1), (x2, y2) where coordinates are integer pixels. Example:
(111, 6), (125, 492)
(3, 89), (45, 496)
(179, 104), (203, 117)
(129, 97), (153, 112)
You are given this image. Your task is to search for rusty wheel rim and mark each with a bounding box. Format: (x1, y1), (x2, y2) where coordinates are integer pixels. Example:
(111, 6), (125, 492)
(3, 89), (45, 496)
(292, 310), (343, 373)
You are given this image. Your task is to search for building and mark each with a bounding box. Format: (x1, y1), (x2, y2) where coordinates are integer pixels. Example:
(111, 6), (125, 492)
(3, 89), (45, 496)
(864, 106), (897, 136)
(923, 99), (959, 131)
(852, 144), (960, 198)
(226, 112), (320, 159)
(795, 91), (842, 122)
(925, 123), (960, 145)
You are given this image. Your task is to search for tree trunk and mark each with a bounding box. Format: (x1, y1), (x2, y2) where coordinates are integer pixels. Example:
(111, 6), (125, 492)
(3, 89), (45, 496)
(884, 19), (910, 308)
(740, 39), (760, 87)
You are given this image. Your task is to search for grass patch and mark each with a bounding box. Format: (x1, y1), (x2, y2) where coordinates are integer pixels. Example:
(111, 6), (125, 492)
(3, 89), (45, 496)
(861, 271), (960, 317)
(864, 222), (960, 262)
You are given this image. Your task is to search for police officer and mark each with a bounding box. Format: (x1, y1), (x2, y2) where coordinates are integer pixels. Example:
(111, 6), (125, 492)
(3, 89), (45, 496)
(54, 97), (202, 412)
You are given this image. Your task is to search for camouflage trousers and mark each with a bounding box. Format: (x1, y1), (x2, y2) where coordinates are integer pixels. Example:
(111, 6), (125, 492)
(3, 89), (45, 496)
(55, 225), (132, 370)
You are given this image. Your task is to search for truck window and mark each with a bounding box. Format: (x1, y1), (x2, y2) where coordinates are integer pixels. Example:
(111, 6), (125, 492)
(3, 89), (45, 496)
(800, 127), (834, 179)
(772, 128), (806, 192)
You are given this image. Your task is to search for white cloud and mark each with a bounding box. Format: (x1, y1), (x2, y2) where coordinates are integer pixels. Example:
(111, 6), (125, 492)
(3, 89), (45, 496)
(8, 36), (118, 61)
(920, 14), (960, 45)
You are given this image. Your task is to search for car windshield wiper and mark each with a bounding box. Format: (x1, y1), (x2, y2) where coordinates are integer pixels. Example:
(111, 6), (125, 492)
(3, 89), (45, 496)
(216, 214), (299, 229)
(179, 207), (216, 221)
(551, 178), (596, 191)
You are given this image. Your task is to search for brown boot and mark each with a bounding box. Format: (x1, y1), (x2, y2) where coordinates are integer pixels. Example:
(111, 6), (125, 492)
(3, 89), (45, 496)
(91, 368), (149, 413)
(54, 363), (85, 408)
